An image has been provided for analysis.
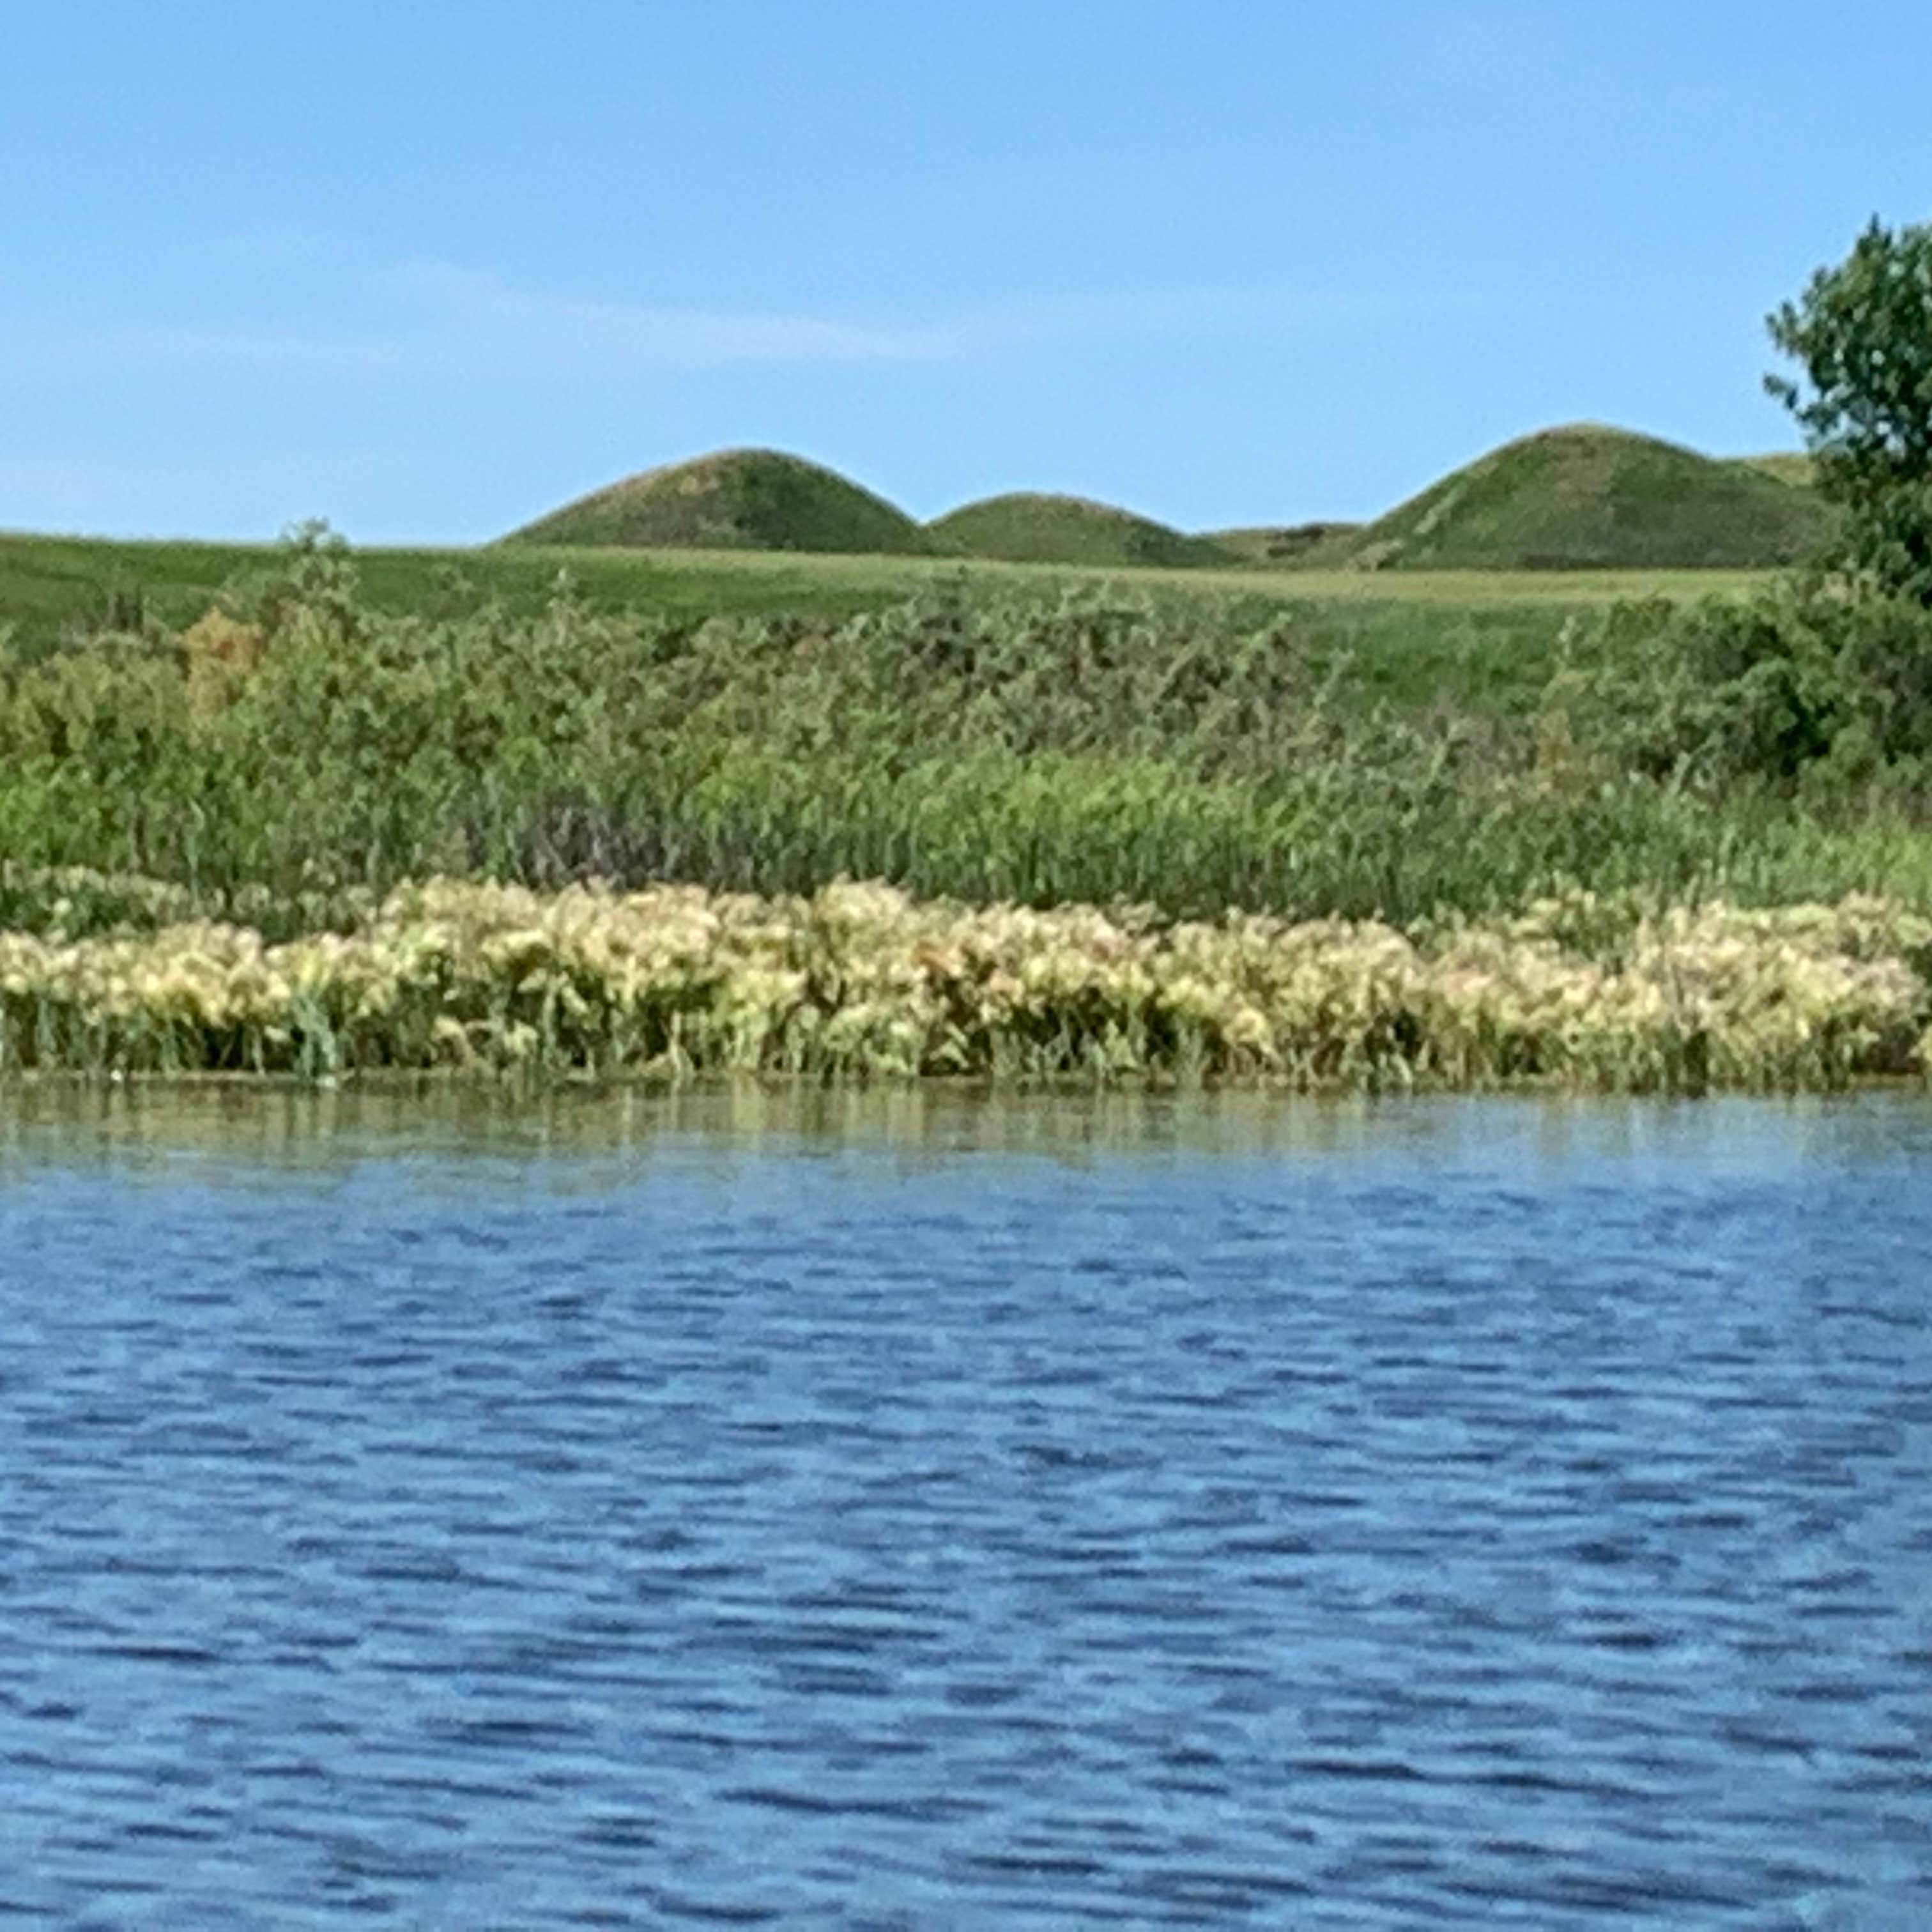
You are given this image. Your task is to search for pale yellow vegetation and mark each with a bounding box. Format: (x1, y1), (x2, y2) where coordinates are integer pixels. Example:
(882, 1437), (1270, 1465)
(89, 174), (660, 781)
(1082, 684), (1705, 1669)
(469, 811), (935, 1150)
(0, 873), (1925, 1089)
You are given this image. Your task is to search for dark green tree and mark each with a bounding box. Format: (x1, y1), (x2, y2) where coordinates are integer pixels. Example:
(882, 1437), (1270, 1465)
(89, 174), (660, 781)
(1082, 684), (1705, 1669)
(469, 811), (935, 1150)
(1767, 217), (1932, 604)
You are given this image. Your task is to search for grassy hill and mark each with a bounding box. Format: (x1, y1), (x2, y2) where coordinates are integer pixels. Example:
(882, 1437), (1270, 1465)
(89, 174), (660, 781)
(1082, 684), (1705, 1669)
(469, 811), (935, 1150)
(0, 525), (1777, 659)
(1333, 424), (1836, 571)
(502, 448), (938, 555)
(1207, 522), (1365, 567)
(1728, 451), (1816, 488)
(926, 492), (1234, 568)
(0, 421), (1820, 657)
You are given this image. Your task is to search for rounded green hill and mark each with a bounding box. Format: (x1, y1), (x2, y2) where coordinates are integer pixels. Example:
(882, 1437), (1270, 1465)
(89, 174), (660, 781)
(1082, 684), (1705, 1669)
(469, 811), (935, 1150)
(503, 448), (937, 555)
(1338, 424), (1835, 571)
(926, 492), (1234, 569)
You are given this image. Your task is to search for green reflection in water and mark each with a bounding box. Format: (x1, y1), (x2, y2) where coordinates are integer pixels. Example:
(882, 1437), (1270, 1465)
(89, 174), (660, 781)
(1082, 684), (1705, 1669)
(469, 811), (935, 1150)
(0, 1077), (1926, 1184)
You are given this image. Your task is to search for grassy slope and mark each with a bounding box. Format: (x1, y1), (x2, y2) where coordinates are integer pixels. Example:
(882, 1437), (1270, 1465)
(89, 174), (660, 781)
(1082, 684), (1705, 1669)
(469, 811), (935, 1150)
(1728, 452), (1817, 487)
(926, 492), (1234, 568)
(1334, 425), (1836, 571)
(500, 448), (939, 555)
(0, 531), (939, 657)
(1206, 523), (1365, 567)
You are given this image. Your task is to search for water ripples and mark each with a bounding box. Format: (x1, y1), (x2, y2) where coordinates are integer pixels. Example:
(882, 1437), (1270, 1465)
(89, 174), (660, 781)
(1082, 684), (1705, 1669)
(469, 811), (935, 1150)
(0, 1091), (1928, 1924)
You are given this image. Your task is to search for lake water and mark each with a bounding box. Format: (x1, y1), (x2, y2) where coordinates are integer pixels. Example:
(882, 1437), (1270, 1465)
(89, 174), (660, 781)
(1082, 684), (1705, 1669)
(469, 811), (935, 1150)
(1, 1085), (1928, 1928)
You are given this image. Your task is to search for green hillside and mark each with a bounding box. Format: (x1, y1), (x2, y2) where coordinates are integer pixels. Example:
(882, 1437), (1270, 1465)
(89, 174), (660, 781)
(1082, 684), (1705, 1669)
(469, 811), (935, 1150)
(0, 422), (1826, 657)
(1335, 424), (1836, 571)
(1728, 451), (1816, 487)
(502, 448), (938, 555)
(926, 492), (1234, 568)
(1207, 522), (1365, 567)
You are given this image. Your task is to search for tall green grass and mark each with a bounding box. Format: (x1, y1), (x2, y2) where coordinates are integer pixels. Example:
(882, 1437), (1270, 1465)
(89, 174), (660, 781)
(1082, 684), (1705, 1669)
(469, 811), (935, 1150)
(1, 556), (1928, 944)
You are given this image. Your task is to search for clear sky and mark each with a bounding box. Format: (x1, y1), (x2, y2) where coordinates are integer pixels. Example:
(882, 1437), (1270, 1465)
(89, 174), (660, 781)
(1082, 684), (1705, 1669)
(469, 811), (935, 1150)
(4, 1), (1928, 544)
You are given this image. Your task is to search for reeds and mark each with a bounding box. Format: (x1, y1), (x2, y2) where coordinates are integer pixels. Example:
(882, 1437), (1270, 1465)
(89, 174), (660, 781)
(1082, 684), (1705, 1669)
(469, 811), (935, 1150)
(6, 573), (1932, 1092)
(0, 873), (1923, 1091)
(8, 581), (1932, 928)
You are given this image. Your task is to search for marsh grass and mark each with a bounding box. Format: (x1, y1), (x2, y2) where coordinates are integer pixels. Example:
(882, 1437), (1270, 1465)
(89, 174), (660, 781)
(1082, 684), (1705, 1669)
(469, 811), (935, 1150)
(0, 874), (1922, 1091)
(0, 547), (1925, 1088)
(1, 565), (1929, 935)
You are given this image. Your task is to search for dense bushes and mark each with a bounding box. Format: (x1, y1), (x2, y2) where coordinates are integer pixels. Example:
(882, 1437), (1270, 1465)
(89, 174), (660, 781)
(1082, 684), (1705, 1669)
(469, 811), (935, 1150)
(1545, 571), (1932, 807)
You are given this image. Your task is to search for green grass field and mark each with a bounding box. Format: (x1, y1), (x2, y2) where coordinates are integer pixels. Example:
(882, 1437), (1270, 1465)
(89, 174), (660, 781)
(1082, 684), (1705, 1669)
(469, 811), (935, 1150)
(0, 523), (1774, 680)
(0, 530), (934, 654)
(0, 520), (1790, 751)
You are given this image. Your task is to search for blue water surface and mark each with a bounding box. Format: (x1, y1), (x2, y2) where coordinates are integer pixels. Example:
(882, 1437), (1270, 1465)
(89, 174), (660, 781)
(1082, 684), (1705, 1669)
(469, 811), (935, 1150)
(0, 1086), (1928, 1928)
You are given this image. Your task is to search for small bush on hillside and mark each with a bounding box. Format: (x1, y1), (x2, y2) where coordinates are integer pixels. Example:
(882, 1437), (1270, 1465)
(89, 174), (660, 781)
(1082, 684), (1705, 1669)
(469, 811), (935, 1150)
(180, 608), (264, 714)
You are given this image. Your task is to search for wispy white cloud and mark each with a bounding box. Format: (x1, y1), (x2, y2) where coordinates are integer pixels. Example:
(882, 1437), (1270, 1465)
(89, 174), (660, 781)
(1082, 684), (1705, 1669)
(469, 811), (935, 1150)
(1, 319), (404, 381)
(390, 261), (953, 367)
(0, 254), (1351, 390)
(379, 260), (1351, 372)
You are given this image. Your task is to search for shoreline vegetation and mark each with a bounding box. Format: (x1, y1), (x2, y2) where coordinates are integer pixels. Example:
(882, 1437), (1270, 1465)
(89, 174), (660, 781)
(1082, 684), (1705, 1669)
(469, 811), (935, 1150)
(3, 542), (1932, 1096)
(4, 330), (1929, 1097)
(8, 547), (1932, 923)
(5, 231), (1929, 1092)
(0, 871), (1926, 1092)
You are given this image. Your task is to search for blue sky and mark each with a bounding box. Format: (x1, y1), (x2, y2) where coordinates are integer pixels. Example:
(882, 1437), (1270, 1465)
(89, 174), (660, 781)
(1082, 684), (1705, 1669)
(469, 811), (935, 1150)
(4, 1), (1928, 543)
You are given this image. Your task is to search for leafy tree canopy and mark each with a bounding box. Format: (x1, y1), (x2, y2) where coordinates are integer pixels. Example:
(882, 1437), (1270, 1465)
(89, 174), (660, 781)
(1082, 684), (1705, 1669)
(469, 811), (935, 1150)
(1767, 217), (1932, 602)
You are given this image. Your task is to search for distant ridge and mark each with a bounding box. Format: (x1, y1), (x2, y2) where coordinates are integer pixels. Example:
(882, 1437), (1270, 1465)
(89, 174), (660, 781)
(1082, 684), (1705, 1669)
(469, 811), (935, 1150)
(1208, 523), (1364, 567)
(926, 492), (1235, 569)
(500, 429), (1834, 571)
(1330, 424), (1834, 571)
(502, 448), (938, 555)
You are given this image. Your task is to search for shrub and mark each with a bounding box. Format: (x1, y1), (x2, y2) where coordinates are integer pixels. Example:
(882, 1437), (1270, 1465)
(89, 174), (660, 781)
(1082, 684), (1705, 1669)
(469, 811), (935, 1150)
(1544, 579), (1932, 796)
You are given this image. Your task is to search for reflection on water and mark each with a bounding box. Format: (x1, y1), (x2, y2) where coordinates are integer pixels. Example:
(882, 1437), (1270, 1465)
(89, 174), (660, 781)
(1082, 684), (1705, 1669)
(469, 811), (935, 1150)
(0, 1085), (1928, 1925)
(2, 1075), (1926, 1172)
